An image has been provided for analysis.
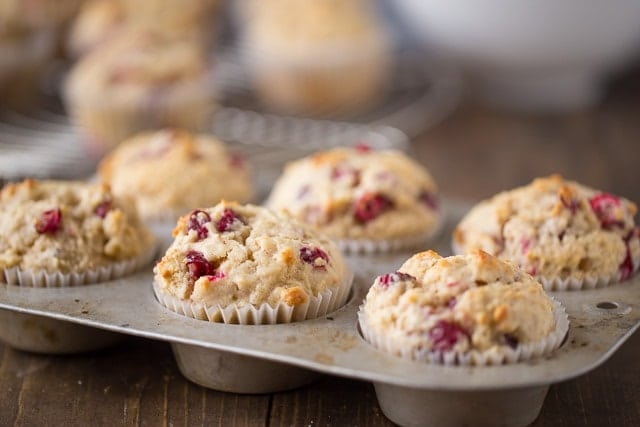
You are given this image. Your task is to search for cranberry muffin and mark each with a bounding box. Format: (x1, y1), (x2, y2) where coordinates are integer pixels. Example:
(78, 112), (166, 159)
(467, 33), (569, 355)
(0, 179), (154, 286)
(64, 29), (216, 156)
(98, 129), (253, 222)
(267, 145), (440, 251)
(67, 0), (125, 57)
(153, 201), (351, 324)
(453, 175), (640, 289)
(359, 250), (568, 365)
(120, 0), (220, 42)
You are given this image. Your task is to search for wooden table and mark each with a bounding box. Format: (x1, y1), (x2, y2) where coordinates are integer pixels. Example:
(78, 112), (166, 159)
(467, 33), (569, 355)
(2, 79), (640, 426)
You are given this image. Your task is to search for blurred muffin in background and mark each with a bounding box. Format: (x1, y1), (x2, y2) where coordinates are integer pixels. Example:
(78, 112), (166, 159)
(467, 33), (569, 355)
(241, 0), (392, 116)
(0, 26), (54, 110)
(119, 0), (221, 45)
(64, 29), (217, 158)
(67, 0), (125, 58)
(98, 129), (253, 224)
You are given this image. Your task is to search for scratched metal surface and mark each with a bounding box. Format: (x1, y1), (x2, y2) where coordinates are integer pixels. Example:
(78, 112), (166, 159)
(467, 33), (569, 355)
(0, 200), (638, 391)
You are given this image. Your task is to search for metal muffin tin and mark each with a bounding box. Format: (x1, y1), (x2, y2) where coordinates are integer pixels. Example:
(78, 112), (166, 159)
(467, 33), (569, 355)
(1, 201), (639, 427)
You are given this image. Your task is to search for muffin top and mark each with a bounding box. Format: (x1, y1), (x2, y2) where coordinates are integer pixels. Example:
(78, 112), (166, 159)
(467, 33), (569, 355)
(120, 0), (219, 37)
(154, 201), (347, 308)
(360, 250), (556, 356)
(0, 179), (154, 274)
(99, 129), (253, 221)
(65, 29), (211, 105)
(267, 145), (440, 241)
(67, 0), (124, 57)
(244, 0), (388, 58)
(453, 175), (640, 282)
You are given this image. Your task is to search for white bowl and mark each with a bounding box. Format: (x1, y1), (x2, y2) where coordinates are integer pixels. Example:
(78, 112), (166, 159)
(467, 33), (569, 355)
(392, 0), (640, 111)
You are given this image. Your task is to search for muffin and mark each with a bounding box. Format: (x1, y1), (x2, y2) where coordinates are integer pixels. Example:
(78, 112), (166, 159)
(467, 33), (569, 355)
(120, 0), (220, 43)
(98, 129), (253, 223)
(153, 201), (351, 324)
(0, 179), (155, 286)
(266, 145), (441, 252)
(241, 0), (391, 115)
(358, 250), (568, 365)
(67, 0), (125, 58)
(453, 175), (640, 290)
(64, 29), (216, 157)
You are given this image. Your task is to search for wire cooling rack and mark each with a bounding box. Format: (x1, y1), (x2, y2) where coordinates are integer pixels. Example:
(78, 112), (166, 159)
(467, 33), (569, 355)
(0, 50), (459, 187)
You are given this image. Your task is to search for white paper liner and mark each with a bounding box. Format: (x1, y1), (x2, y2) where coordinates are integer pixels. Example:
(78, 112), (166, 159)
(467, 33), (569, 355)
(152, 270), (353, 325)
(538, 255), (640, 291)
(358, 297), (569, 366)
(0, 243), (156, 288)
(452, 241), (640, 291)
(337, 211), (444, 254)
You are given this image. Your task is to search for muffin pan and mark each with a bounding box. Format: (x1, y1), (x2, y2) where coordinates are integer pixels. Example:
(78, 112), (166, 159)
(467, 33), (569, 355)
(1, 201), (639, 427)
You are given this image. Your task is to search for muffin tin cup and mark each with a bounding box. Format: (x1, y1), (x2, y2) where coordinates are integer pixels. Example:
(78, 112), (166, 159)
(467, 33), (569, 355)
(0, 308), (122, 354)
(358, 297), (569, 366)
(0, 243), (157, 287)
(373, 382), (549, 427)
(171, 342), (321, 394)
(152, 270), (353, 324)
(0, 245), (156, 353)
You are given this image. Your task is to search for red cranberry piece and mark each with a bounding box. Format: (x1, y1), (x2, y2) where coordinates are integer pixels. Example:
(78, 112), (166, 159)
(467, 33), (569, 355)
(446, 298), (457, 309)
(216, 209), (245, 233)
(503, 333), (519, 349)
(205, 271), (226, 282)
(353, 193), (393, 224)
(418, 191), (438, 210)
(94, 200), (112, 218)
(619, 230), (637, 281)
(520, 237), (531, 254)
(187, 210), (211, 240)
(229, 152), (246, 168)
(429, 320), (469, 352)
(299, 246), (329, 269)
(185, 250), (216, 280)
(354, 142), (371, 153)
(35, 208), (62, 234)
(589, 193), (624, 230)
(331, 166), (360, 187)
(378, 271), (415, 288)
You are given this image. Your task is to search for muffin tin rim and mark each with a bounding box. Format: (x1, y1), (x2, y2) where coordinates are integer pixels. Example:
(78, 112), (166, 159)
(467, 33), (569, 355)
(0, 263), (638, 392)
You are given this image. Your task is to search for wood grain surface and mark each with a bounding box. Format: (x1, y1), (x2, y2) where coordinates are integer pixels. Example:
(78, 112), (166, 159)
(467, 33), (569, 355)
(2, 76), (640, 426)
